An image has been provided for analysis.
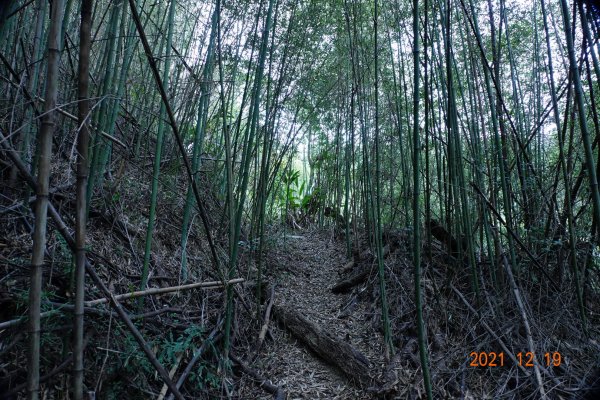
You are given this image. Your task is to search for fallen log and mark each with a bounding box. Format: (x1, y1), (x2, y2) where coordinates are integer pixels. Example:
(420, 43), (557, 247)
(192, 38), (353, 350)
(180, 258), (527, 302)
(339, 260), (356, 275)
(331, 244), (393, 294)
(272, 303), (373, 387)
(331, 265), (373, 294)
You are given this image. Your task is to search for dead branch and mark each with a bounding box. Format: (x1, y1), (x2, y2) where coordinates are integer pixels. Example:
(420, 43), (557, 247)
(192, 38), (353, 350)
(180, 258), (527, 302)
(230, 354), (285, 400)
(84, 278), (244, 306)
(256, 285), (275, 354)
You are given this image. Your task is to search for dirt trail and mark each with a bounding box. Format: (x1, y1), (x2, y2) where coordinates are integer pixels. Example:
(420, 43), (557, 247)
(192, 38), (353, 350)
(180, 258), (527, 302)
(239, 229), (386, 399)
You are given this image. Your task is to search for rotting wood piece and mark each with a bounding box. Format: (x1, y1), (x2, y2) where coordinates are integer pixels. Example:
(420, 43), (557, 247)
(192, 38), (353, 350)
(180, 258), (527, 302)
(331, 265), (373, 294)
(426, 218), (468, 259)
(332, 243), (396, 293)
(272, 303), (373, 387)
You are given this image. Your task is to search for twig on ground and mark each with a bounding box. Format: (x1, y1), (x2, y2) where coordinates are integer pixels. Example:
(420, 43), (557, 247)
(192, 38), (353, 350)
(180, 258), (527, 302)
(230, 354), (285, 400)
(256, 285), (275, 354)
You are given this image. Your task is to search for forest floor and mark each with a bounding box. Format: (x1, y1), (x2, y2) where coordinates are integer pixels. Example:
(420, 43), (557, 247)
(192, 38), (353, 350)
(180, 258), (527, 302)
(237, 228), (388, 399)
(2, 152), (600, 399)
(234, 225), (600, 400)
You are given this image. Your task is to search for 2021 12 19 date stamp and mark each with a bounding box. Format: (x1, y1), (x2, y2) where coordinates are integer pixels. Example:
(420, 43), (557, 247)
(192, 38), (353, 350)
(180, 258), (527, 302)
(468, 351), (562, 367)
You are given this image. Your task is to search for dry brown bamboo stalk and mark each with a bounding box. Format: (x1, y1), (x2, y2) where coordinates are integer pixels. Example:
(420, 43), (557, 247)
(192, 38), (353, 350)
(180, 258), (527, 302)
(84, 278), (245, 306)
(256, 285), (275, 352)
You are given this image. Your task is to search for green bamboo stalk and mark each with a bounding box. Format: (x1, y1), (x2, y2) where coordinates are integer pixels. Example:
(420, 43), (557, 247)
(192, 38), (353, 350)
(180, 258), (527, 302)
(412, 0), (432, 397)
(9, 0), (47, 187)
(86, 0), (123, 211)
(224, 0), (275, 359)
(558, 0), (600, 240)
(140, 0), (177, 297)
(373, 0), (392, 357)
(181, 4), (219, 281)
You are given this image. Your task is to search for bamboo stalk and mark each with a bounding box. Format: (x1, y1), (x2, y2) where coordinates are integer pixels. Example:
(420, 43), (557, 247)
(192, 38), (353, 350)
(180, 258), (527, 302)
(140, 0), (178, 303)
(84, 278), (245, 307)
(26, 1), (64, 397)
(73, 1), (92, 397)
(412, 0), (432, 397)
(0, 129), (185, 400)
(126, 0), (221, 280)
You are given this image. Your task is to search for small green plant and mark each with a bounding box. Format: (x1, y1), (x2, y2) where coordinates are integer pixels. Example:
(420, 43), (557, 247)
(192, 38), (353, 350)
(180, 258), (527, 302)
(122, 332), (153, 375)
(159, 324), (205, 367)
(301, 187), (324, 215)
(191, 361), (221, 390)
(280, 169), (302, 209)
(55, 233), (73, 273)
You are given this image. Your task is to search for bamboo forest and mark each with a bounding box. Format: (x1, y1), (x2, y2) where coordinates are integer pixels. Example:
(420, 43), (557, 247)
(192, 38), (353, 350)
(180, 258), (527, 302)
(3, 0), (600, 398)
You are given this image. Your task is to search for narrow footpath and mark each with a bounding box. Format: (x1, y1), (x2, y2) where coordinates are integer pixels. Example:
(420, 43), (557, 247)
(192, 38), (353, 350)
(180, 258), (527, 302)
(239, 229), (388, 399)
